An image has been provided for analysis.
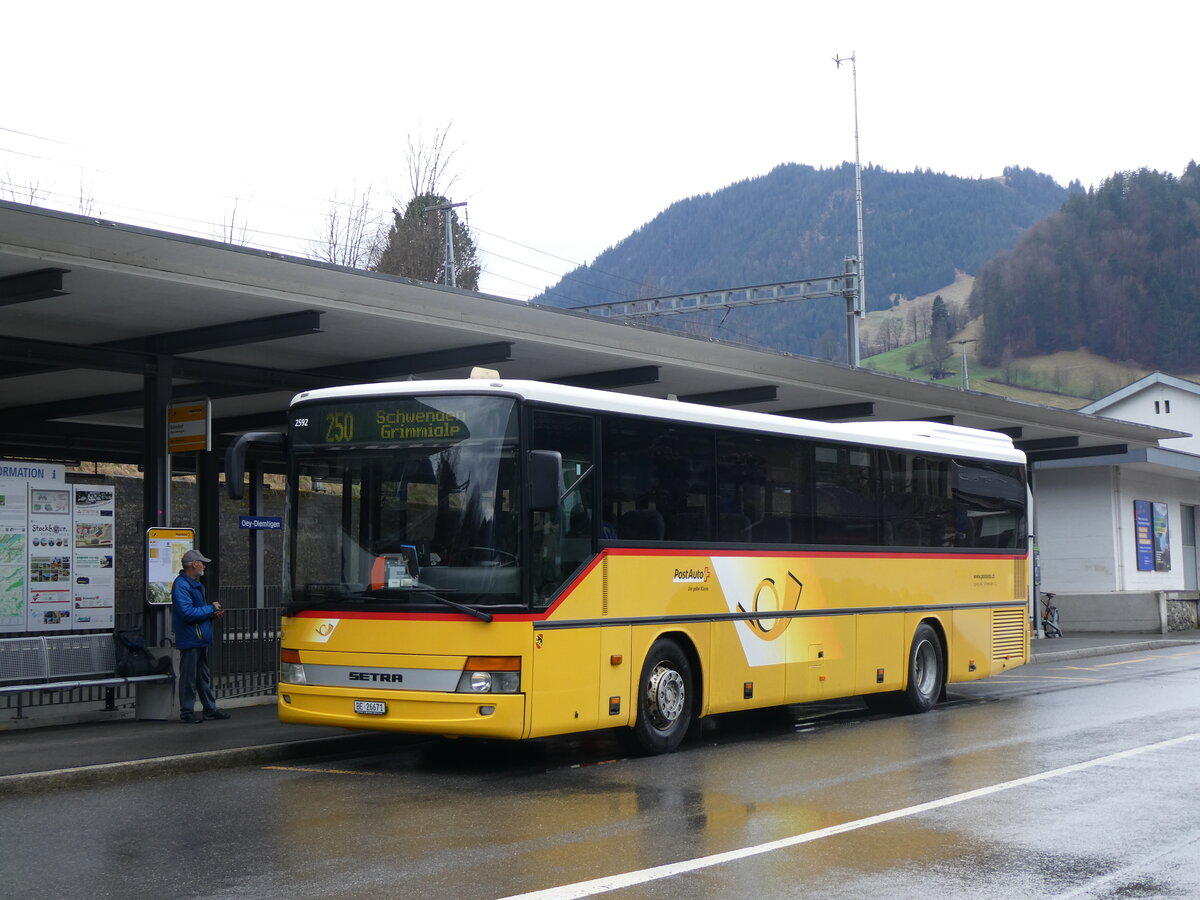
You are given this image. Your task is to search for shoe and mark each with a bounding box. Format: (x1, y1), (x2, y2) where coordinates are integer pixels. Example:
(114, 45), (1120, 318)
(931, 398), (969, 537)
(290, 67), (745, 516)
(203, 708), (231, 720)
(180, 713), (203, 724)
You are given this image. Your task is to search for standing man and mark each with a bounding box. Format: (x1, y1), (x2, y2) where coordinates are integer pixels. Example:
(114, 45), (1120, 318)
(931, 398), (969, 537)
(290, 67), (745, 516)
(171, 548), (230, 723)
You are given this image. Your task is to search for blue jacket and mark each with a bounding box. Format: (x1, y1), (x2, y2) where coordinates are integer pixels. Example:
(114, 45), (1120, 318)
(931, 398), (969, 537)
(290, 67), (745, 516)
(171, 570), (217, 649)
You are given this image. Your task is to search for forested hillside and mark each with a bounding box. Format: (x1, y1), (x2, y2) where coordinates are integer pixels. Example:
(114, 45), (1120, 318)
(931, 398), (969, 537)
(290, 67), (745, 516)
(971, 164), (1200, 372)
(535, 163), (1074, 358)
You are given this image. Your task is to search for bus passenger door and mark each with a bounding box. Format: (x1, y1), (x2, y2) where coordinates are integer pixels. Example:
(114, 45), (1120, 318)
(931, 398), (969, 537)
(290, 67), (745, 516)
(528, 410), (604, 737)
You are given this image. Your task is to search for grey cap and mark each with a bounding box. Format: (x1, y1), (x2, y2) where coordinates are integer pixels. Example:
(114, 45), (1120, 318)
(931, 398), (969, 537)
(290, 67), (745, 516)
(181, 549), (211, 565)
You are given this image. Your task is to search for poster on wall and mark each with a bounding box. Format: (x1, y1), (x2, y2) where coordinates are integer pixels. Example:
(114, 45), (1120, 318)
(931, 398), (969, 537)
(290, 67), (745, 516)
(147, 527), (195, 605)
(0, 480), (29, 633)
(1153, 501), (1171, 572)
(1134, 500), (1154, 572)
(72, 486), (116, 630)
(28, 486), (73, 631)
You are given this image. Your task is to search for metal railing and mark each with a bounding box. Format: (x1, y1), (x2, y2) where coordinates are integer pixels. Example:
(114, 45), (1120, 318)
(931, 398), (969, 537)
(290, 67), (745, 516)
(209, 606), (280, 700)
(3, 594), (282, 718)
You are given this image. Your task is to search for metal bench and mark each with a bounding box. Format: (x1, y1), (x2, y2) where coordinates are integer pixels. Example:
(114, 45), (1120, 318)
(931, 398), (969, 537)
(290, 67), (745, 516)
(0, 633), (173, 717)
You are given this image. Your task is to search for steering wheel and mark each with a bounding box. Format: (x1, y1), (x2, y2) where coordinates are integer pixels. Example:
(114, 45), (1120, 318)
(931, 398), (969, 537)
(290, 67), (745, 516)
(463, 546), (518, 567)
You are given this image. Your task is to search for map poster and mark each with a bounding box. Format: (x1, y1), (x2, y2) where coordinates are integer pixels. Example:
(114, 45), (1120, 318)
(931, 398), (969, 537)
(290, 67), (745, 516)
(0, 480), (29, 633)
(147, 527), (195, 605)
(28, 486), (73, 631)
(73, 486), (116, 630)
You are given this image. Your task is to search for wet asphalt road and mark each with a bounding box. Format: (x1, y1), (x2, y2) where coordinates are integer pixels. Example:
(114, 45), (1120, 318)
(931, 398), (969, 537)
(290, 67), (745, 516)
(4, 646), (1199, 899)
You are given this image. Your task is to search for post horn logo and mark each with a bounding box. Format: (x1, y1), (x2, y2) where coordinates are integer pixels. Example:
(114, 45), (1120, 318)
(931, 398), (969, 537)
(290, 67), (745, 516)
(736, 572), (803, 641)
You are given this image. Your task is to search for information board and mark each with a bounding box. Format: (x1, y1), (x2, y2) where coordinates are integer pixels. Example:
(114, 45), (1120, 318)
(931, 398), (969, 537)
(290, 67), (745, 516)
(0, 479), (28, 633)
(28, 485), (73, 631)
(72, 486), (116, 629)
(146, 527), (195, 605)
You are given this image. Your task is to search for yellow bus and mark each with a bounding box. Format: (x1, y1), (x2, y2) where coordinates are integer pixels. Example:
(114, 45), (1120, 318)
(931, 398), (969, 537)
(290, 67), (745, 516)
(228, 377), (1029, 754)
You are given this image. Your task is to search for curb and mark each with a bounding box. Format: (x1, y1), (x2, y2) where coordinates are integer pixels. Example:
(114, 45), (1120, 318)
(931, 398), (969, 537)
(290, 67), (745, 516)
(1032, 638), (1200, 664)
(0, 731), (404, 797)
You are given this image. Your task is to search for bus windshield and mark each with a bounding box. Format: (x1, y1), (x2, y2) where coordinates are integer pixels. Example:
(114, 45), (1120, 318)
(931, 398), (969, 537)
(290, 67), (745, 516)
(286, 395), (521, 614)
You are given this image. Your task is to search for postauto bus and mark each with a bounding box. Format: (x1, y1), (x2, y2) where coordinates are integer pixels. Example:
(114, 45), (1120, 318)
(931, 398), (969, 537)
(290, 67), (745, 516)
(227, 377), (1028, 754)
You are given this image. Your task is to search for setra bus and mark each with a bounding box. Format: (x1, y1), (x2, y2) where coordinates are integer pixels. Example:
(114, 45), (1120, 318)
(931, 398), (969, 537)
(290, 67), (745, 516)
(227, 375), (1029, 754)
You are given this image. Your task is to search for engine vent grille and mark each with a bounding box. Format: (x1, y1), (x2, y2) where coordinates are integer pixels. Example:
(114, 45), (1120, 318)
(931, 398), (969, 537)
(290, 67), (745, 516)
(992, 608), (1027, 661)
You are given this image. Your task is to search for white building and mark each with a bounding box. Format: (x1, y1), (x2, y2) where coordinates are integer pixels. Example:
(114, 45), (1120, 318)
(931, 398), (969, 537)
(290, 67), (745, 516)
(1035, 373), (1200, 632)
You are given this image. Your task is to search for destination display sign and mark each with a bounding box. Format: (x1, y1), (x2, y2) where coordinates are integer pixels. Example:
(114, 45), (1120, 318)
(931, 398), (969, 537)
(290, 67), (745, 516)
(290, 396), (516, 449)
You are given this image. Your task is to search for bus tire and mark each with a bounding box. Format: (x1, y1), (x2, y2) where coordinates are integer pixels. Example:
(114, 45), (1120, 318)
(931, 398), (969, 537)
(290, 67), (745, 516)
(899, 622), (943, 714)
(629, 639), (694, 755)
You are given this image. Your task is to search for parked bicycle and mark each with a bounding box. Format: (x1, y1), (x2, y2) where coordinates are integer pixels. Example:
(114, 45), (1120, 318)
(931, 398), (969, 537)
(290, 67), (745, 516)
(1041, 591), (1063, 638)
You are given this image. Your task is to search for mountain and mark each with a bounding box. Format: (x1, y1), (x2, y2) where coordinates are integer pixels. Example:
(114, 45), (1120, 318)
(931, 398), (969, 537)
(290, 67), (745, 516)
(970, 163), (1200, 372)
(534, 163), (1076, 359)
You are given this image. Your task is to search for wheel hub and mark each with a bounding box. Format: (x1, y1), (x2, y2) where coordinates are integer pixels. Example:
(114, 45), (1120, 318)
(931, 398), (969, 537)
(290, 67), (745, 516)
(647, 664), (685, 729)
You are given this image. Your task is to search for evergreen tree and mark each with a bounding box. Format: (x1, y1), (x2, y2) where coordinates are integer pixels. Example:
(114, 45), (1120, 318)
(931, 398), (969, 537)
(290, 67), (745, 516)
(373, 194), (480, 290)
(972, 165), (1200, 371)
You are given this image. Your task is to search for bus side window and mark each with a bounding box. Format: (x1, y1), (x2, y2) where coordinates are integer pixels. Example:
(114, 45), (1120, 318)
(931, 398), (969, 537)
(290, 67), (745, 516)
(530, 410), (595, 607)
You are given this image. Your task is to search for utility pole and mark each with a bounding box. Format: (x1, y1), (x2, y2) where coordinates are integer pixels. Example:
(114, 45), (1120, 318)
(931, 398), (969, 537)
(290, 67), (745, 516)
(834, 52), (865, 367)
(426, 200), (467, 287)
(955, 339), (978, 390)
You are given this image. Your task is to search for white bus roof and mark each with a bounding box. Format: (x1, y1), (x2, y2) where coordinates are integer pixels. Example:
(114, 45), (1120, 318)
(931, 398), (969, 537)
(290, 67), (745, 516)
(293, 378), (1025, 464)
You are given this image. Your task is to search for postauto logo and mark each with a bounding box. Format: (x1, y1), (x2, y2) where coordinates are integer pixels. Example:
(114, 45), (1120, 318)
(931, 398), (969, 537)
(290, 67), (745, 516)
(672, 565), (711, 584)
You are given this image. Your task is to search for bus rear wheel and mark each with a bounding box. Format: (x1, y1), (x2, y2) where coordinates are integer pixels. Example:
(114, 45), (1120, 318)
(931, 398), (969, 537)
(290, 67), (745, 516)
(629, 639), (694, 755)
(899, 622), (943, 714)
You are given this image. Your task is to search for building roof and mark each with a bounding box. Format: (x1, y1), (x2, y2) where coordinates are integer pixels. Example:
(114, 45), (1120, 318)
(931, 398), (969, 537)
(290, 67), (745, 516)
(1081, 371), (1200, 415)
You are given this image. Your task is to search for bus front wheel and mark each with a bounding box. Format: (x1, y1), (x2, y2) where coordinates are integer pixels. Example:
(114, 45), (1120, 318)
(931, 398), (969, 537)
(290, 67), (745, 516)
(899, 622), (943, 714)
(629, 639), (694, 754)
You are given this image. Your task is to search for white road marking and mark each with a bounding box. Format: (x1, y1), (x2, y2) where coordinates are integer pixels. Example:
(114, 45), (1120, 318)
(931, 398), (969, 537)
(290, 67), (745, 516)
(499, 732), (1200, 900)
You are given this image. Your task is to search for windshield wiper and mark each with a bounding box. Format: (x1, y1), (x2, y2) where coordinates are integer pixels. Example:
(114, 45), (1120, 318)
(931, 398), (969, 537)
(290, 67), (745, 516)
(425, 593), (493, 623)
(330, 587), (493, 623)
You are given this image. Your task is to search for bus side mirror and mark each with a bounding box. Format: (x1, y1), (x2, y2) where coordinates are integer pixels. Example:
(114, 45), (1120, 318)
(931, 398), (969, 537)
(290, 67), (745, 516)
(527, 450), (562, 512)
(225, 432), (286, 500)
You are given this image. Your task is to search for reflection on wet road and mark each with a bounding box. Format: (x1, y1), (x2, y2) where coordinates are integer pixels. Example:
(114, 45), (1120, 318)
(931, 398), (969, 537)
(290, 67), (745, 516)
(3, 649), (1199, 899)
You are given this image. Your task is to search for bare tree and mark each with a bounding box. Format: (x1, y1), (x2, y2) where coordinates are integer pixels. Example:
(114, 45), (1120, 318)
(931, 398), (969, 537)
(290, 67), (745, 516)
(77, 175), (96, 216)
(307, 182), (382, 268)
(405, 123), (460, 201)
(372, 124), (479, 288)
(884, 317), (905, 352)
(217, 199), (254, 245)
(1, 167), (47, 204)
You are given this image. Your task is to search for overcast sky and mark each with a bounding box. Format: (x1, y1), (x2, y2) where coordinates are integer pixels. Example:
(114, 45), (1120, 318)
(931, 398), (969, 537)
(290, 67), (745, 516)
(3, 1), (1197, 300)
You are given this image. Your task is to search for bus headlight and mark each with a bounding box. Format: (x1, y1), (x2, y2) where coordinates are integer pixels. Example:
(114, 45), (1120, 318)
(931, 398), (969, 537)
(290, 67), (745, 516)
(456, 656), (521, 693)
(280, 648), (307, 685)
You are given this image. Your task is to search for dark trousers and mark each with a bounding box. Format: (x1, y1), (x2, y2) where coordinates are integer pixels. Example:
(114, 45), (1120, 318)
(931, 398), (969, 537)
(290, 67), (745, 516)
(179, 646), (218, 717)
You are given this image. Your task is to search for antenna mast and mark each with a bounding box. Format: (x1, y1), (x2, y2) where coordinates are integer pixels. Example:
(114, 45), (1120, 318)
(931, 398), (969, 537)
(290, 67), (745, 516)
(834, 52), (865, 366)
(427, 200), (467, 287)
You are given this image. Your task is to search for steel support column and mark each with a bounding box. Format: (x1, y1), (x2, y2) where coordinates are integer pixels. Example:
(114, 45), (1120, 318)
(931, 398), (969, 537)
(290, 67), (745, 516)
(248, 458), (265, 608)
(198, 448), (221, 603)
(142, 355), (172, 644)
(143, 355), (172, 528)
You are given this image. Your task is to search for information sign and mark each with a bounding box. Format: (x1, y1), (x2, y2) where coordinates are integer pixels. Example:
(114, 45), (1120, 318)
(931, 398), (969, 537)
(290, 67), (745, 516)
(168, 401), (211, 453)
(73, 486), (116, 629)
(0, 479), (28, 633)
(28, 485), (73, 631)
(146, 527), (195, 605)
(239, 516), (282, 530)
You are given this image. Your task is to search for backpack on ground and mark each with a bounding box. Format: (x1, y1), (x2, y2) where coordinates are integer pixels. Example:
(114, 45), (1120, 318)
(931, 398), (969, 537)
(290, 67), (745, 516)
(113, 629), (173, 678)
